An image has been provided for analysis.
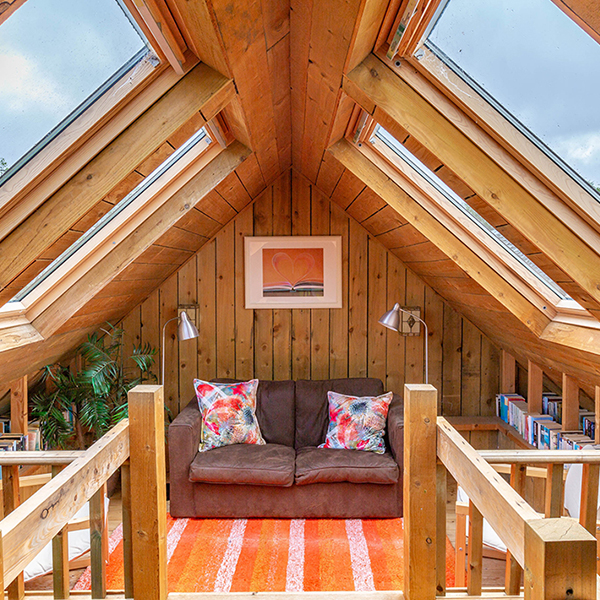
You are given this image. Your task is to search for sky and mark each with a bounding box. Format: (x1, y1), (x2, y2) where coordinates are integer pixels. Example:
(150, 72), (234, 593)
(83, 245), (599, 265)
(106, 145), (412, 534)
(429, 0), (600, 189)
(0, 0), (145, 172)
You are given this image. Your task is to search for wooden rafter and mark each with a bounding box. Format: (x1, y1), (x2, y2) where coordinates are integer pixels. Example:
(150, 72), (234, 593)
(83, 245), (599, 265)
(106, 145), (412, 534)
(343, 53), (600, 316)
(0, 63), (235, 296)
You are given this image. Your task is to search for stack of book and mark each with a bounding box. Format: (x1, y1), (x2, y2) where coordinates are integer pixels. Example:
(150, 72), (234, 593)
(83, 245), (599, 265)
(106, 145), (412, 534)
(496, 392), (596, 450)
(0, 433), (27, 451)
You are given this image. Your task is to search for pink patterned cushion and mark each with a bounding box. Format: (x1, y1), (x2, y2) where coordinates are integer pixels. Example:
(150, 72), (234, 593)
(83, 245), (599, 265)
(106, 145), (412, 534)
(319, 391), (393, 454)
(194, 379), (265, 452)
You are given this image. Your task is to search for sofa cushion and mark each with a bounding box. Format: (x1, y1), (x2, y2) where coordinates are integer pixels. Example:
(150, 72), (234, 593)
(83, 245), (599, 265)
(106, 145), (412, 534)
(189, 443), (295, 487)
(212, 379), (295, 447)
(295, 378), (385, 449)
(295, 446), (399, 485)
(194, 379), (265, 451)
(320, 391), (393, 454)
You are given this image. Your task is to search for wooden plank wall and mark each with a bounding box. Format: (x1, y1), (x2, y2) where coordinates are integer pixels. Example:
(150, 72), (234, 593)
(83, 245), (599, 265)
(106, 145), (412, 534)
(121, 169), (500, 418)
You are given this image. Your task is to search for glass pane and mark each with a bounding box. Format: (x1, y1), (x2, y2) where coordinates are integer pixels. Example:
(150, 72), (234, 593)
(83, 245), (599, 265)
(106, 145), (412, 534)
(373, 125), (572, 301)
(428, 0), (600, 193)
(0, 0), (147, 177)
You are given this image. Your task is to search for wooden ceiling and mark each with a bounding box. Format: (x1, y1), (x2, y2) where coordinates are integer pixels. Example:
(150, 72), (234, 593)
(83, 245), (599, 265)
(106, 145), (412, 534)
(1, 0), (600, 395)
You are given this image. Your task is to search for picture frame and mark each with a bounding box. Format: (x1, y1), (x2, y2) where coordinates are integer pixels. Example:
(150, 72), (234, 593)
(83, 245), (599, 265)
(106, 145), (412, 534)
(245, 236), (342, 309)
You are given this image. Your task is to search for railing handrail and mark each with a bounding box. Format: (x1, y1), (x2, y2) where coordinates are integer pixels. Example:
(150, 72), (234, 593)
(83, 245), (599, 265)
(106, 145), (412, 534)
(477, 448), (600, 464)
(0, 450), (84, 466)
(0, 418), (130, 587)
(437, 416), (539, 567)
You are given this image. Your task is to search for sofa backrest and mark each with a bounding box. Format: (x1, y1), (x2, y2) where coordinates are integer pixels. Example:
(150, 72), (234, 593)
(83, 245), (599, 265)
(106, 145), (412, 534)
(294, 378), (385, 449)
(212, 379), (296, 447)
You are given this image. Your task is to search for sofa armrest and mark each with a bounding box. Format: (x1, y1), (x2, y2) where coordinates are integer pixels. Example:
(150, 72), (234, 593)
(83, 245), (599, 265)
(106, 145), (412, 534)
(387, 393), (404, 464)
(169, 398), (202, 478)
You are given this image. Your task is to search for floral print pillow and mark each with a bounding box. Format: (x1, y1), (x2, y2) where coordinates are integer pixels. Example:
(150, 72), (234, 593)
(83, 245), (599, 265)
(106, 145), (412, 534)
(194, 379), (265, 451)
(319, 391), (393, 454)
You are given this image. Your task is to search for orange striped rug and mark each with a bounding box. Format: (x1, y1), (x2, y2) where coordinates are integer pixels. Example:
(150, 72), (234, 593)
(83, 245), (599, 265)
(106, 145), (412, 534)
(74, 516), (455, 593)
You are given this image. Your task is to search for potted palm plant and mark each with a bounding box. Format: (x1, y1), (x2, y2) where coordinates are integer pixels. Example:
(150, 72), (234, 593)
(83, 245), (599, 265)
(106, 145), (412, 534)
(31, 323), (157, 451)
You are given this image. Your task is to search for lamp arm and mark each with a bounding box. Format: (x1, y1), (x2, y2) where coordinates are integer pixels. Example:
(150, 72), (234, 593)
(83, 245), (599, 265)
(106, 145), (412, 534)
(399, 308), (429, 385)
(161, 316), (180, 385)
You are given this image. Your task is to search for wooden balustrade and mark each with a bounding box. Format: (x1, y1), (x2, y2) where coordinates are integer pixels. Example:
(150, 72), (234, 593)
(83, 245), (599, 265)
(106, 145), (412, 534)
(404, 383), (599, 600)
(0, 384), (166, 600)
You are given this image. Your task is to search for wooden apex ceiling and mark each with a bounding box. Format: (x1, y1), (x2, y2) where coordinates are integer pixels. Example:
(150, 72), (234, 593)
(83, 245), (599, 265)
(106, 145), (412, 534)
(2, 0), (600, 393)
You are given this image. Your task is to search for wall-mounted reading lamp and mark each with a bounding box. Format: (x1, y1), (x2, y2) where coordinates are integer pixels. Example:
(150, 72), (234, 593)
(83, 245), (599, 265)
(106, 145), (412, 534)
(379, 303), (429, 384)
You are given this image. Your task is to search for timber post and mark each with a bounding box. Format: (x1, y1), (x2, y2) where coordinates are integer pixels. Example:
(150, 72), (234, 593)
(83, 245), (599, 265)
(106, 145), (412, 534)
(524, 518), (596, 600)
(403, 383), (437, 600)
(128, 385), (168, 600)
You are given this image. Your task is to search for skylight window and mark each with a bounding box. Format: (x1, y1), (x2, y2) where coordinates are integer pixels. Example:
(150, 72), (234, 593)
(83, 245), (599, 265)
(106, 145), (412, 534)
(372, 125), (572, 301)
(12, 127), (212, 302)
(427, 0), (600, 195)
(0, 0), (149, 182)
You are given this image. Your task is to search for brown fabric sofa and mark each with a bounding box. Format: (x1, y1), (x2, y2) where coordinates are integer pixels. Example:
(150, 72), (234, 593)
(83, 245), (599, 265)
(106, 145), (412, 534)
(169, 377), (404, 518)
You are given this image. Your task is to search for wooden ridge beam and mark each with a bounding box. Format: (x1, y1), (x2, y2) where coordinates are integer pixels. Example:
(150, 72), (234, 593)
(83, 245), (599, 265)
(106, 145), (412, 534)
(0, 62), (235, 294)
(343, 54), (600, 313)
(329, 138), (550, 336)
(30, 142), (250, 340)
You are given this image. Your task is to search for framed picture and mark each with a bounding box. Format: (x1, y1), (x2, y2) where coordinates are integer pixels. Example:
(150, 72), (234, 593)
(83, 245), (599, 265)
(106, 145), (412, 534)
(245, 236), (342, 309)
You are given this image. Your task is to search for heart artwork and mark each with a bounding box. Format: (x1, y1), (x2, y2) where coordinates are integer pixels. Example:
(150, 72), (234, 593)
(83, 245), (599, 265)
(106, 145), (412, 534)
(271, 251), (315, 290)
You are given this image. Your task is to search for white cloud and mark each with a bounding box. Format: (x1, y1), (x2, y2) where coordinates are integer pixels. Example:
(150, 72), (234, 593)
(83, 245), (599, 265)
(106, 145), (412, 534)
(0, 51), (71, 116)
(556, 132), (600, 164)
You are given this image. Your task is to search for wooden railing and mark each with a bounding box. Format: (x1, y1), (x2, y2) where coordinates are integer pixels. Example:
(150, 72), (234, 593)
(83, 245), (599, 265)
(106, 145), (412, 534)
(404, 383), (599, 600)
(0, 384), (167, 600)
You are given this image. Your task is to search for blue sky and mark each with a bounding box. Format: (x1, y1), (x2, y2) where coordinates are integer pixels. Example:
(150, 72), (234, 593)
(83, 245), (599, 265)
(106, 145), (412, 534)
(0, 0), (145, 170)
(429, 0), (600, 188)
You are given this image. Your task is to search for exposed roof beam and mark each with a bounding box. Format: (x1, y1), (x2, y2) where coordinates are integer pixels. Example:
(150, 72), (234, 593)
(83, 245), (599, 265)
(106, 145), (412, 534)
(343, 53), (600, 315)
(550, 0), (600, 45)
(330, 138), (551, 336)
(0, 62), (235, 295)
(29, 141), (250, 340)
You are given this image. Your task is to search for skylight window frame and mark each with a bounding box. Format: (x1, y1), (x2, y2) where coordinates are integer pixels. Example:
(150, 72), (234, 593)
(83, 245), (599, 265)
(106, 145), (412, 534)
(4, 129), (223, 325)
(381, 43), (600, 238)
(353, 124), (564, 315)
(0, 52), (169, 235)
(371, 124), (571, 303)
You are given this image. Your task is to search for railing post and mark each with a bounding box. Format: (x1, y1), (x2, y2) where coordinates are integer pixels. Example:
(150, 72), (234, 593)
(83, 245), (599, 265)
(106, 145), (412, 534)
(128, 385), (167, 600)
(436, 462), (447, 596)
(404, 383), (437, 600)
(121, 460), (134, 599)
(524, 518), (596, 600)
(2, 465), (24, 600)
(51, 465), (69, 599)
(90, 483), (108, 599)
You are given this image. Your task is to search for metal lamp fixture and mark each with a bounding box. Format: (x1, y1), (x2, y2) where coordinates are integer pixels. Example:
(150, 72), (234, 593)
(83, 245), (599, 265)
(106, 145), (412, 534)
(161, 310), (199, 384)
(379, 302), (429, 384)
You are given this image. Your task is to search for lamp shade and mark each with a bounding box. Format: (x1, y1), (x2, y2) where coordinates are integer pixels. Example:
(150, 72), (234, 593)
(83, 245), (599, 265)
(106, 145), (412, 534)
(178, 310), (199, 341)
(378, 302), (401, 332)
